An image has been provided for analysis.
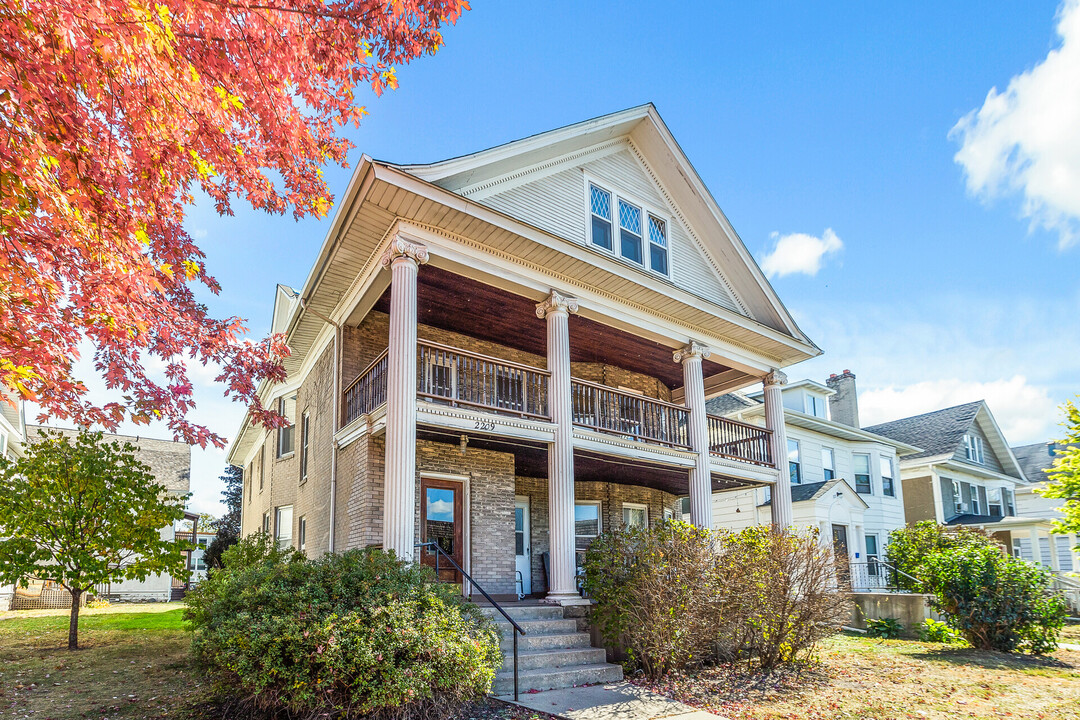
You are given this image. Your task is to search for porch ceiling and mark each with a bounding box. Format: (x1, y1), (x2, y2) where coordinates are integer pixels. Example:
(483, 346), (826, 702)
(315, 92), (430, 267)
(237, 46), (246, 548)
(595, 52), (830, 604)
(373, 265), (729, 389)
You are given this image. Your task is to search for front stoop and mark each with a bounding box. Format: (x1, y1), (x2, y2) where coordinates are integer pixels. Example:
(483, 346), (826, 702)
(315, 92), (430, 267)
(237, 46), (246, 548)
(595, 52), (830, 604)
(478, 604), (623, 695)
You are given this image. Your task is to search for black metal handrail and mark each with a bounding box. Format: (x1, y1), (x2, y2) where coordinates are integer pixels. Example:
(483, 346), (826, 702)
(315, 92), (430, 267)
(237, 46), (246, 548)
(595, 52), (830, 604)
(415, 542), (527, 700)
(842, 559), (922, 592)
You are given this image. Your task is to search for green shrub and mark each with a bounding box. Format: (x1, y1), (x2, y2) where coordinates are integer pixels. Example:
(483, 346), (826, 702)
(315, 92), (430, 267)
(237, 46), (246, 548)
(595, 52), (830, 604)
(865, 617), (903, 639)
(885, 521), (1001, 592)
(919, 618), (964, 644)
(581, 522), (848, 677)
(920, 544), (1067, 654)
(184, 535), (501, 719)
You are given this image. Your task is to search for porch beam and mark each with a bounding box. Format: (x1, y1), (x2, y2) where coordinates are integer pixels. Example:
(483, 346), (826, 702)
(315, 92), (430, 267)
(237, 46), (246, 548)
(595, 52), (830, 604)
(381, 235), (429, 560)
(674, 341), (713, 529)
(763, 370), (793, 529)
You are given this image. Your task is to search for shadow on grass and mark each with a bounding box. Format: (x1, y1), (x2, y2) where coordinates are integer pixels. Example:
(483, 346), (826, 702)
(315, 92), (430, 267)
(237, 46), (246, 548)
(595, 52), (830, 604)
(909, 646), (1076, 671)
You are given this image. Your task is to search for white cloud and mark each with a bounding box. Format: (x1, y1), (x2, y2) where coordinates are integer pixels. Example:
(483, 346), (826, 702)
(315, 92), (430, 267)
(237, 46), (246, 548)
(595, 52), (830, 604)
(427, 499), (454, 520)
(860, 376), (1059, 443)
(760, 228), (843, 278)
(951, 0), (1080, 249)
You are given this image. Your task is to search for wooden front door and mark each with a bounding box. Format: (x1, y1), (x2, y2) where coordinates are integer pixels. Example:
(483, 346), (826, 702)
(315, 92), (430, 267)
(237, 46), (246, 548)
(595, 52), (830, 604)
(421, 478), (464, 583)
(832, 524), (851, 588)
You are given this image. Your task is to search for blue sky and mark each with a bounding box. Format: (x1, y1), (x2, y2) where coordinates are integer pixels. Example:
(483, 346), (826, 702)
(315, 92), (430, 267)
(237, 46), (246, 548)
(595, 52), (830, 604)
(109, 1), (1080, 514)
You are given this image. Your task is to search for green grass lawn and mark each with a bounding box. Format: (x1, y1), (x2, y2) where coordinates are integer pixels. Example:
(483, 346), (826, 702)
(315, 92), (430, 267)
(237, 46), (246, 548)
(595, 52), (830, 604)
(0, 603), (548, 720)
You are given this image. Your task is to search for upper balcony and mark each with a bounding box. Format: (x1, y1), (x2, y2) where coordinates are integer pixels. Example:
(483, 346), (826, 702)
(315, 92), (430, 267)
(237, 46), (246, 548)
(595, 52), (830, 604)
(342, 338), (773, 468)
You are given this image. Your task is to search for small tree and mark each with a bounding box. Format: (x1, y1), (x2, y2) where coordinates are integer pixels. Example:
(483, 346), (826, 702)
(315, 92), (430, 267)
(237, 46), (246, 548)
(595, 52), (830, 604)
(203, 464), (243, 569)
(0, 429), (188, 649)
(886, 521), (1001, 591)
(1037, 397), (1080, 537)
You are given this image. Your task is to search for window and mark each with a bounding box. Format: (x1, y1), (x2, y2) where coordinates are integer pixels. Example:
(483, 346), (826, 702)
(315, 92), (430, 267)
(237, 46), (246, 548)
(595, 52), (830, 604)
(663, 506), (673, 523)
(618, 199), (643, 265)
(879, 456), (895, 497)
(589, 184), (613, 251)
(865, 534), (880, 576)
(762, 485), (772, 505)
(678, 496), (691, 519)
(988, 487), (1004, 517)
(277, 394), (296, 457)
(1012, 538), (1023, 559)
(246, 463), (253, 503)
(970, 486), (981, 515)
(622, 503), (648, 529)
(587, 181), (670, 276)
(647, 214), (668, 275)
(298, 516), (307, 553)
(951, 479), (963, 515)
(805, 394), (827, 418)
(574, 501), (602, 570)
(853, 453), (872, 494)
(259, 445), (265, 490)
(963, 434), (985, 464)
(299, 412), (311, 482)
(1003, 488), (1015, 516)
(514, 507), (525, 556)
(262, 511), (271, 535)
(274, 506), (293, 549)
(788, 439), (801, 484)
(822, 447), (836, 481)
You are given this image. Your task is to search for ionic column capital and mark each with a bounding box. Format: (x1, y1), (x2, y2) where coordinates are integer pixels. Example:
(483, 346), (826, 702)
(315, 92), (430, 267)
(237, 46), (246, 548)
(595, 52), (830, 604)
(380, 235), (430, 269)
(535, 289), (579, 319)
(673, 341), (711, 364)
(763, 369), (789, 388)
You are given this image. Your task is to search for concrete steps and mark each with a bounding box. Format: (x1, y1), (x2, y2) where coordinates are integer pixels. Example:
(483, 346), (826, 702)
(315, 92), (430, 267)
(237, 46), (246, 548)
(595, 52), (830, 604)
(477, 604), (623, 695)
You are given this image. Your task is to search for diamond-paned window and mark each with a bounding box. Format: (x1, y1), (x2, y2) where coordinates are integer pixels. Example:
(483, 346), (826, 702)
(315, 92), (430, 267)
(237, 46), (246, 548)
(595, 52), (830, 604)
(590, 185), (611, 219)
(648, 215), (666, 247)
(589, 184), (613, 251)
(586, 181), (670, 274)
(647, 214), (668, 275)
(618, 200), (643, 265)
(619, 199), (641, 233)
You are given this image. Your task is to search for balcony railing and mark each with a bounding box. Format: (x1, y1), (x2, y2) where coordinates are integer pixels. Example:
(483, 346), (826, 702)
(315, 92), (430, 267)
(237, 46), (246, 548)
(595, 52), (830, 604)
(707, 414), (774, 467)
(571, 378), (690, 449)
(343, 349), (389, 424)
(417, 340), (550, 420)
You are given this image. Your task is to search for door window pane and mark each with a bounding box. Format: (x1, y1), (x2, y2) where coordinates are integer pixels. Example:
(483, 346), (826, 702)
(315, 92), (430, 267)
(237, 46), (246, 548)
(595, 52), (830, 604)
(425, 487), (456, 555)
(514, 507), (525, 556)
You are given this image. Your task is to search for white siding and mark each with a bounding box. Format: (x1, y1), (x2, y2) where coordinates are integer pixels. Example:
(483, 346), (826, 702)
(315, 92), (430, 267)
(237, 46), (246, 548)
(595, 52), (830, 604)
(477, 144), (742, 313)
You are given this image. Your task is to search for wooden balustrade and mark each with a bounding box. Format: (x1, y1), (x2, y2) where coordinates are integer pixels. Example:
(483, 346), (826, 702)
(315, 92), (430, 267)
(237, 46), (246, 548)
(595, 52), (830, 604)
(416, 340), (550, 420)
(570, 378), (690, 449)
(706, 414), (774, 467)
(343, 349), (389, 425)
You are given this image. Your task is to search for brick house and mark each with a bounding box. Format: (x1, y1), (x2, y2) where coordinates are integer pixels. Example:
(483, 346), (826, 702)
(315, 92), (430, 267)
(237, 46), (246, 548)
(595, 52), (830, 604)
(226, 105), (820, 691)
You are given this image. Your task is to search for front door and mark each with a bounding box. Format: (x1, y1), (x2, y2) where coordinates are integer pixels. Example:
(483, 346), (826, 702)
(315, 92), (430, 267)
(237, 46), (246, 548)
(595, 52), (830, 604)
(421, 478), (464, 583)
(832, 524), (851, 587)
(514, 497), (531, 597)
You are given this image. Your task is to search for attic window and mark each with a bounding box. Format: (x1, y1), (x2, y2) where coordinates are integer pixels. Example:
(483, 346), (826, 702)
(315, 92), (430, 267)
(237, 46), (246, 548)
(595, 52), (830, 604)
(586, 179), (671, 277)
(963, 434), (985, 464)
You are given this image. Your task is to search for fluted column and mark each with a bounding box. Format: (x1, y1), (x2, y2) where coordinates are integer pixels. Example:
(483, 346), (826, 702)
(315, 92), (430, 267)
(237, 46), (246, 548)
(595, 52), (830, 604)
(674, 341), (713, 529)
(381, 236), (429, 561)
(537, 290), (580, 603)
(763, 370), (793, 529)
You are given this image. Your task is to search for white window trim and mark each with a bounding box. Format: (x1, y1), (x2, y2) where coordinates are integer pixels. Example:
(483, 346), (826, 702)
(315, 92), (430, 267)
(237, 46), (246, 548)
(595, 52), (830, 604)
(583, 174), (672, 279)
(879, 455), (895, 497)
(964, 434), (985, 464)
(821, 447), (836, 480)
(853, 452), (872, 495)
(788, 439), (801, 484)
(622, 502), (649, 529)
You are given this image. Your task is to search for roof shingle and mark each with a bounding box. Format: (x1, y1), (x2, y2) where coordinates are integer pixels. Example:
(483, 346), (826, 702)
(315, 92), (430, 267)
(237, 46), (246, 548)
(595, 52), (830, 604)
(863, 401), (983, 461)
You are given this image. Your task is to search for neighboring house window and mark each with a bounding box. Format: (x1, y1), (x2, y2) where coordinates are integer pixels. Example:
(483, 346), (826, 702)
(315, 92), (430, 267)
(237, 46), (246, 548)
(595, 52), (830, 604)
(246, 463), (253, 503)
(879, 456), (895, 497)
(259, 445), (265, 490)
(988, 487), (1004, 517)
(299, 412), (311, 482)
(865, 534), (880, 576)
(788, 439), (801, 484)
(822, 447), (836, 480)
(805, 394), (826, 418)
(622, 503), (648, 529)
(278, 394), (297, 457)
(762, 485), (772, 505)
(963, 433), (985, 464)
(663, 506), (674, 523)
(853, 453), (872, 494)
(275, 506), (293, 549)
(589, 184), (613, 251)
(262, 512), (271, 534)
(574, 501), (602, 570)
(298, 516), (307, 553)
(678, 496), (691, 519)
(1003, 488), (1016, 516)
(618, 199), (643, 265)
(647, 214), (669, 275)
(970, 486), (981, 515)
(1011, 538), (1023, 558)
(951, 479), (963, 515)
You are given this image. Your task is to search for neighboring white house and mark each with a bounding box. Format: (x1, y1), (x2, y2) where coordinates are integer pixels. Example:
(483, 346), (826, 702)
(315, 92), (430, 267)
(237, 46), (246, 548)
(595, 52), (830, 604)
(710, 371), (920, 581)
(1012, 441), (1080, 573)
(0, 395), (27, 611)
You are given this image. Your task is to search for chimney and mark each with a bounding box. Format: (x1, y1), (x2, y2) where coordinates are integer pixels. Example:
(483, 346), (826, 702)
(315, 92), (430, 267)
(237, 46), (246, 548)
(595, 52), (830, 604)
(826, 369), (860, 428)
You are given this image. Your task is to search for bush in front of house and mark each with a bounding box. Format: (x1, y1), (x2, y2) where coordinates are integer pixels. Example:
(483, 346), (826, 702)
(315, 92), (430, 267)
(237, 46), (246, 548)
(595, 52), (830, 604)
(919, 544), (1067, 654)
(918, 618), (964, 644)
(885, 521), (1001, 591)
(581, 522), (849, 677)
(184, 535), (502, 720)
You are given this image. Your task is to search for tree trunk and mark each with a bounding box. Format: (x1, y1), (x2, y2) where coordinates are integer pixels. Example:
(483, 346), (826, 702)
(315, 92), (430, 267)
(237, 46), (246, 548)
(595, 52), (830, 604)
(68, 588), (82, 650)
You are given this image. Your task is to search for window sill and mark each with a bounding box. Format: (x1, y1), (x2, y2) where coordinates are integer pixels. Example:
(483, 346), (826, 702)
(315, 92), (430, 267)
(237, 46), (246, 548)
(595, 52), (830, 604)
(277, 452), (295, 461)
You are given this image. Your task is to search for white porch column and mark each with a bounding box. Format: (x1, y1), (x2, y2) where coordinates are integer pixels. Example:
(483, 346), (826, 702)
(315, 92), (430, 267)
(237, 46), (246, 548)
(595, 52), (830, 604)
(763, 370), (793, 529)
(536, 290), (581, 603)
(380, 236), (429, 561)
(674, 341), (713, 529)
(1049, 533), (1062, 571)
(1029, 526), (1042, 565)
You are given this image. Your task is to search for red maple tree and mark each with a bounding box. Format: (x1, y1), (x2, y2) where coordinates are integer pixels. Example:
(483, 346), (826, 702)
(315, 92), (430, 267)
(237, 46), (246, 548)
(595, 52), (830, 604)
(0, 0), (467, 447)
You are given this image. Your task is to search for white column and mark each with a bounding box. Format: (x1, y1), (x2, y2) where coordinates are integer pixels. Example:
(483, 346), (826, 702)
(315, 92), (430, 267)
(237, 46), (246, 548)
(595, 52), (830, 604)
(536, 290), (581, 603)
(380, 236), (429, 561)
(1049, 533), (1062, 572)
(763, 370), (792, 529)
(1029, 526), (1042, 565)
(674, 342), (713, 529)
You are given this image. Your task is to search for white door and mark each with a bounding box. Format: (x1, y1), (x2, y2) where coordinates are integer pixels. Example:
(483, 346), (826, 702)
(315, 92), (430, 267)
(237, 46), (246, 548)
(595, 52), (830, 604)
(514, 497), (531, 597)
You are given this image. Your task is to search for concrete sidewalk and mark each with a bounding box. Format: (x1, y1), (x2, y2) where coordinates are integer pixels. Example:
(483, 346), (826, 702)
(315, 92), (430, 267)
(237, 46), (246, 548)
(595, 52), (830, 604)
(498, 681), (725, 720)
